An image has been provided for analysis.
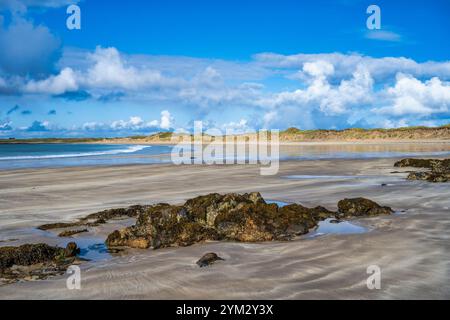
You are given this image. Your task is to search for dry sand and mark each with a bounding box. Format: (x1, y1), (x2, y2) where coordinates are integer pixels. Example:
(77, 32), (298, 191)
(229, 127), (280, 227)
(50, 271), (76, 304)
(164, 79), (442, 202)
(0, 157), (449, 299)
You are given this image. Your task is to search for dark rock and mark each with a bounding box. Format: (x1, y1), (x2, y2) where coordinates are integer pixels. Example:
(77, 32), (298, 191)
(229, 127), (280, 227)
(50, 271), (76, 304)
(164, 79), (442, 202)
(0, 243), (64, 271)
(81, 205), (150, 222)
(64, 242), (80, 257)
(394, 158), (450, 182)
(0, 243), (82, 285)
(196, 253), (224, 267)
(58, 229), (88, 237)
(38, 222), (82, 231)
(337, 198), (393, 217)
(329, 219), (341, 224)
(37, 205), (151, 231)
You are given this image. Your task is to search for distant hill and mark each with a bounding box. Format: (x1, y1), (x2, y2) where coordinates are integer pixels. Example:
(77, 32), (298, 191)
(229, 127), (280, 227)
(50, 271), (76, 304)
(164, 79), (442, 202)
(2, 124), (450, 144)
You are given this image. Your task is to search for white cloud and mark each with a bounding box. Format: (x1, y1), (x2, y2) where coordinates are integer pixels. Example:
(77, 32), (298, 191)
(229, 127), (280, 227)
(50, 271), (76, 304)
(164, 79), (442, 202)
(159, 110), (172, 130)
(81, 111), (174, 132)
(365, 30), (402, 42)
(254, 52), (450, 81)
(221, 119), (253, 134)
(85, 47), (176, 90)
(374, 74), (450, 116)
(258, 64), (373, 115)
(303, 60), (335, 78)
(24, 67), (78, 94)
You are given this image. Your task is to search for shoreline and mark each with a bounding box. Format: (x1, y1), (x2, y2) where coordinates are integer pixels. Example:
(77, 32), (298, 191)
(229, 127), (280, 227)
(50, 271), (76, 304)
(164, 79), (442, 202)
(3, 139), (450, 146)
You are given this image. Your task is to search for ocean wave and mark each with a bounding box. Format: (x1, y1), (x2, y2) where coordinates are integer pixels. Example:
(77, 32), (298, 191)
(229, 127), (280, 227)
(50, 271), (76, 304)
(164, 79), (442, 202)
(0, 145), (150, 160)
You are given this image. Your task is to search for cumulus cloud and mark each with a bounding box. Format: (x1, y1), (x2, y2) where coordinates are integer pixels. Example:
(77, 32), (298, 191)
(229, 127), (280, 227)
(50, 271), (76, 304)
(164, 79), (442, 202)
(220, 119), (253, 134)
(253, 52), (450, 81)
(26, 120), (50, 131)
(258, 64), (373, 115)
(85, 47), (177, 90)
(82, 111), (174, 133)
(159, 110), (172, 130)
(302, 60), (335, 78)
(374, 74), (450, 116)
(0, 18), (60, 76)
(24, 67), (78, 94)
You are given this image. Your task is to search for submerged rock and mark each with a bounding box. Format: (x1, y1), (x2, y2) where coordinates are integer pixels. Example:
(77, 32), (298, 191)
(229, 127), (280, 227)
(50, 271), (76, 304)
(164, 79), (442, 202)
(106, 192), (392, 250)
(394, 158), (450, 182)
(337, 198), (393, 217)
(196, 253), (224, 267)
(58, 229), (88, 237)
(38, 205), (151, 231)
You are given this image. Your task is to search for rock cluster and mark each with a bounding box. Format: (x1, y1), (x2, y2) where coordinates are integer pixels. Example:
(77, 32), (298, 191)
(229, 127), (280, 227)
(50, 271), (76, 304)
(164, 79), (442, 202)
(394, 158), (450, 182)
(106, 192), (392, 250)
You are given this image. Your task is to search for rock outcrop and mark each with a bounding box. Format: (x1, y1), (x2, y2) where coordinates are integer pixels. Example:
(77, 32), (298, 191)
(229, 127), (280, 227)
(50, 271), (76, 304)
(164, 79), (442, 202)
(394, 158), (450, 182)
(0, 243), (81, 284)
(106, 193), (393, 250)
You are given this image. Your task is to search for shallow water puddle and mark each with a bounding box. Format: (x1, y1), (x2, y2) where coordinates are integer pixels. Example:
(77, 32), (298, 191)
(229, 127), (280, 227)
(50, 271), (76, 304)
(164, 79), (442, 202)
(60, 237), (114, 261)
(0, 227), (118, 262)
(266, 200), (292, 207)
(285, 174), (365, 180)
(307, 218), (367, 238)
(265, 200), (368, 237)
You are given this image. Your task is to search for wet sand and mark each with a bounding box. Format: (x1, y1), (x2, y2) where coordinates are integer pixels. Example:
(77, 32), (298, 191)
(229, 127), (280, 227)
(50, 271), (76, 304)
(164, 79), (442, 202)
(0, 157), (450, 299)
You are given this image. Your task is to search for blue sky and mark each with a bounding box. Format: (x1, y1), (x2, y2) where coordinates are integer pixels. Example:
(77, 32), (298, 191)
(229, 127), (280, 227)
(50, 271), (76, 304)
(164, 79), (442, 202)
(0, 0), (449, 137)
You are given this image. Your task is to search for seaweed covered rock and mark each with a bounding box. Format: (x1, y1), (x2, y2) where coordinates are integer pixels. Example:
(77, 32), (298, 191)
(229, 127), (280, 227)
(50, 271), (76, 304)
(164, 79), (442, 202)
(394, 158), (450, 182)
(337, 198), (393, 217)
(0, 243), (81, 284)
(0, 243), (64, 271)
(58, 229), (88, 237)
(38, 205), (152, 231)
(0, 243), (80, 271)
(196, 253), (224, 267)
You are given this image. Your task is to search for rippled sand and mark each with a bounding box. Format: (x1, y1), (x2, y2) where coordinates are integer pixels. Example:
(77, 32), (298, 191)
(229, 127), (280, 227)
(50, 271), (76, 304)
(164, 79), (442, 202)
(0, 156), (449, 299)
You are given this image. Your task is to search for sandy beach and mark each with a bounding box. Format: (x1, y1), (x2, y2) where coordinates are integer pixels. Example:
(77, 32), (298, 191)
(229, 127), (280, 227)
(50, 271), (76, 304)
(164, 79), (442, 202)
(0, 153), (449, 299)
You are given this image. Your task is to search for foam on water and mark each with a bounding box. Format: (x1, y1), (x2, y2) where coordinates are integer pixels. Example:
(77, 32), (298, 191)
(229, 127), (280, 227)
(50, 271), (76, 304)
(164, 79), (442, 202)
(0, 145), (150, 160)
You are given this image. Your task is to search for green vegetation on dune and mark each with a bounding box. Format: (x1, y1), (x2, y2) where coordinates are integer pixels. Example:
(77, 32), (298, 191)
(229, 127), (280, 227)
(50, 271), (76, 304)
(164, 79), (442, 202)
(279, 124), (450, 141)
(1, 124), (449, 144)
